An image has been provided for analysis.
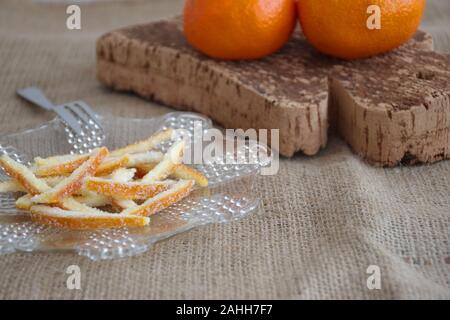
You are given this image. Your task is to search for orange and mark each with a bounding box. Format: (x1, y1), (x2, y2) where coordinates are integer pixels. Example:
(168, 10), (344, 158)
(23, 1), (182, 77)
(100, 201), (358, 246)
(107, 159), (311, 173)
(297, 0), (426, 59)
(183, 0), (297, 60)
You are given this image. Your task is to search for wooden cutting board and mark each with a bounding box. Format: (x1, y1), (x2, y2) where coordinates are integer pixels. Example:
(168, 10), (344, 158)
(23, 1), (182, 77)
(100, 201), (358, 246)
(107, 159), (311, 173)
(96, 17), (449, 167)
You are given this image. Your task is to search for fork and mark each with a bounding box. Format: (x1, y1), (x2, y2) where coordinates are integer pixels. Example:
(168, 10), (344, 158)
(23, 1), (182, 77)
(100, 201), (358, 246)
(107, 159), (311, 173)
(16, 87), (105, 154)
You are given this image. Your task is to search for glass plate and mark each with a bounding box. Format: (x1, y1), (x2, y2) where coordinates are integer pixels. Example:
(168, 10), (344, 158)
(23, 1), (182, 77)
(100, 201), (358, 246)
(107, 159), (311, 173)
(0, 112), (271, 260)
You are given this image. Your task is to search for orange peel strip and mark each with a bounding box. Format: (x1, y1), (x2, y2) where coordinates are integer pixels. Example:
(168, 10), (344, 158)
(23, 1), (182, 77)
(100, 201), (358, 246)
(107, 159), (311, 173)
(16, 194), (106, 214)
(16, 194), (33, 210)
(43, 176), (66, 187)
(30, 205), (149, 230)
(134, 163), (157, 179)
(34, 154), (88, 168)
(0, 180), (27, 193)
(141, 140), (184, 182)
(34, 151), (161, 178)
(85, 177), (170, 200)
(32, 147), (109, 204)
(60, 197), (107, 215)
(0, 175), (67, 193)
(95, 154), (130, 176)
(171, 164), (208, 187)
(0, 155), (50, 195)
(110, 153), (162, 178)
(126, 151), (163, 167)
(134, 163), (208, 187)
(109, 129), (174, 157)
(122, 180), (194, 217)
(35, 154), (130, 177)
(73, 194), (111, 207)
(109, 168), (138, 211)
(111, 198), (138, 211)
(110, 168), (136, 182)
(34, 155), (90, 177)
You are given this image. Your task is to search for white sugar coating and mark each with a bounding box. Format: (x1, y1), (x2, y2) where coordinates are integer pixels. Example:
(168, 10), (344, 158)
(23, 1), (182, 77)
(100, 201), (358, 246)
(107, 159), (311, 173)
(110, 167), (136, 182)
(127, 151), (164, 166)
(0, 154), (50, 193)
(0, 180), (27, 193)
(32, 147), (107, 203)
(109, 129), (174, 157)
(75, 194), (110, 207)
(16, 194), (33, 209)
(43, 176), (65, 187)
(142, 140), (184, 182)
(31, 205), (148, 221)
(34, 153), (88, 167)
(88, 177), (170, 188)
(113, 198), (137, 210)
(123, 179), (194, 216)
(98, 154), (129, 168)
(61, 198), (107, 215)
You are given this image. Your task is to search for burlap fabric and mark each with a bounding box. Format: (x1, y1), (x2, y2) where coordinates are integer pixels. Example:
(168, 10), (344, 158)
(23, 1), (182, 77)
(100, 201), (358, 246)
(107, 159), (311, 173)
(0, 0), (448, 299)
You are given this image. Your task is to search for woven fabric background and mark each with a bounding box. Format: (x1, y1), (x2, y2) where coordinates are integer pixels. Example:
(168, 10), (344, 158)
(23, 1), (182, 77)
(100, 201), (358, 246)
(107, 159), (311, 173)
(0, 0), (449, 299)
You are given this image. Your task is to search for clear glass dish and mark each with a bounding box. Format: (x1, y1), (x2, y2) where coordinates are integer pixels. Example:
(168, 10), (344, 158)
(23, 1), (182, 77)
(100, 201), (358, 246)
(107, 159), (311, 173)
(0, 112), (270, 260)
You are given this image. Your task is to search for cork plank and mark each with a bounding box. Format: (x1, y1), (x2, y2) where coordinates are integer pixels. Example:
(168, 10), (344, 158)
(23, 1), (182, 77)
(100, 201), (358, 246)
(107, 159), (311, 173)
(96, 17), (448, 166)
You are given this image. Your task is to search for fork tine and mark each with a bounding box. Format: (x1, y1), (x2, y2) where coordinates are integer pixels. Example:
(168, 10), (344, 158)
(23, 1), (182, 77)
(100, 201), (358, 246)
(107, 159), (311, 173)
(52, 106), (83, 135)
(62, 104), (90, 127)
(61, 101), (105, 155)
(71, 101), (103, 129)
(17, 87), (83, 135)
(15, 87), (106, 157)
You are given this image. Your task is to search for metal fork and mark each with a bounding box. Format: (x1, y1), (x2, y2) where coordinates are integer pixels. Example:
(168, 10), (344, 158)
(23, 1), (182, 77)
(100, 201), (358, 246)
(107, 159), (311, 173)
(16, 87), (105, 154)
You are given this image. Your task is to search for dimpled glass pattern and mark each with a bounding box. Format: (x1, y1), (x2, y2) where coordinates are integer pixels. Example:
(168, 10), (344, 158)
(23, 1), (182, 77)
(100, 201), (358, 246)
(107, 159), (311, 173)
(0, 112), (270, 260)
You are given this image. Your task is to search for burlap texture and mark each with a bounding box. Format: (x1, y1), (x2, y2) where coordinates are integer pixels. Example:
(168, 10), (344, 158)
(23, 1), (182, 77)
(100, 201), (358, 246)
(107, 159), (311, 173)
(0, 0), (449, 299)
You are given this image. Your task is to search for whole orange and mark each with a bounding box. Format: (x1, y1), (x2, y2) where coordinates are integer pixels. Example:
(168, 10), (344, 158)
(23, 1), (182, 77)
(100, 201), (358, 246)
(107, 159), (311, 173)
(297, 0), (426, 59)
(183, 0), (297, 60)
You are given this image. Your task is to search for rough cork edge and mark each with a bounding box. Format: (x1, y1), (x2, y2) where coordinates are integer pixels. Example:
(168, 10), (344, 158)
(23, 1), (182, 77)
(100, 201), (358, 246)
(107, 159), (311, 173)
(328, 77), (450, 167)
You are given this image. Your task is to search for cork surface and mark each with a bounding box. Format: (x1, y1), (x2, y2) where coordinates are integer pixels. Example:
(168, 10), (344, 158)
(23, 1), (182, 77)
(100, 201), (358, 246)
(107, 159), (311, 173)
(330, 48), (450, 165)
(97, 20), (332, 156)
(100, 18), (434, 108)
(96, 18), (448, 165)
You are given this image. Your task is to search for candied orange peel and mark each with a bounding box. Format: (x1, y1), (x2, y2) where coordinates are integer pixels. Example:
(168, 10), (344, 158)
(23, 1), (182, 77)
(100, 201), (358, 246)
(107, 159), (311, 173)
(32, 147), (109, 204)
(30, 205), (149, 230)
(85, 177), (171, 200)
(0, 130), (208, 230)
(122, 180), (195, 217)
